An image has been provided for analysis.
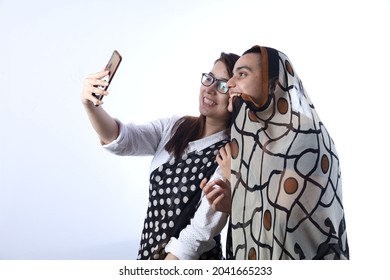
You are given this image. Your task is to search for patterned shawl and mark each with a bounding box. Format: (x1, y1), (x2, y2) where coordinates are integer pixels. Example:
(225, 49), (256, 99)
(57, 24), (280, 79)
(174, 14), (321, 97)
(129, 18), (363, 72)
(228, 46), (349, 260)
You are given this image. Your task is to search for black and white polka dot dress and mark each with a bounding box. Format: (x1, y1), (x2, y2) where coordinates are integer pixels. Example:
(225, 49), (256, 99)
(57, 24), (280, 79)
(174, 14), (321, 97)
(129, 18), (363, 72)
(137, 139), (228, 260)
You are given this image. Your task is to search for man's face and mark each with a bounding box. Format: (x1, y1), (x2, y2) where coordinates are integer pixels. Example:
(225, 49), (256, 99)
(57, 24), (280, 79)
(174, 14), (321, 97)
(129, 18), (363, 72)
(227, 53), (262, 112)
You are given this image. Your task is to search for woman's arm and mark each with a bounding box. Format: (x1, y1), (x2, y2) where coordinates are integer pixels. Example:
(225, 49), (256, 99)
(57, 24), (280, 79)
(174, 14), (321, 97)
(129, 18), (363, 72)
(164, 165), (229, 260)
(164, 143), (233, 259)
(81, 70), (119, 144)
(164, 192), (228, 260)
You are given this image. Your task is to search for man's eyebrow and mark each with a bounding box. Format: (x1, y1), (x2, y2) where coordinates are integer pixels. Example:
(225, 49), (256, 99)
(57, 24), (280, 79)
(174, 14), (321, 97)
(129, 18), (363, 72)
(234, 65), (252, 72)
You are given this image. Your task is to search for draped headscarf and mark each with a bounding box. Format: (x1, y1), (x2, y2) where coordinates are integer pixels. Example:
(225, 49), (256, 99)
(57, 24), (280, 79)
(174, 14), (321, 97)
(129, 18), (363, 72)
(228, 46), (349, 260)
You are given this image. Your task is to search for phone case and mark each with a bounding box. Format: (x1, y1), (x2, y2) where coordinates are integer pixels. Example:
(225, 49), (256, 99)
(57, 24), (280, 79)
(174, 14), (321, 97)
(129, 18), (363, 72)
(94, 50), (122, 102)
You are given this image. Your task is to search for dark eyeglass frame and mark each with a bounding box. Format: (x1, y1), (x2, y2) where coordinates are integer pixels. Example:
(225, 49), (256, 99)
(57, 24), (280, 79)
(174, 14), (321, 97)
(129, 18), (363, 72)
(201, 73), (229, 94)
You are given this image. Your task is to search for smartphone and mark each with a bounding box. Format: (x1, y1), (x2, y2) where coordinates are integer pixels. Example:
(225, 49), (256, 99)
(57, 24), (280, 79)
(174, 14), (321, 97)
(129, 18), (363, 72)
(93, 50), (122, 102)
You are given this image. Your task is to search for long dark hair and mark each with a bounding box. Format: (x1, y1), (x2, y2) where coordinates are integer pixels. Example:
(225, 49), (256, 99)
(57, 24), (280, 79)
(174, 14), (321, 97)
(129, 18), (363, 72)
(165, 52), (240, 158)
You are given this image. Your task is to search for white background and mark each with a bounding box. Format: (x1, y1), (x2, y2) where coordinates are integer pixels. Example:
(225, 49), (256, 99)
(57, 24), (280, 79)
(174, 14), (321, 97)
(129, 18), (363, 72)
(1, 0), (389, 263)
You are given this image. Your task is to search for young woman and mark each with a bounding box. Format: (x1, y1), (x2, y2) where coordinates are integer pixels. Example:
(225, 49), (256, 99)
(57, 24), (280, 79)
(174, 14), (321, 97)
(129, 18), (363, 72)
(81, 52), (239, 260)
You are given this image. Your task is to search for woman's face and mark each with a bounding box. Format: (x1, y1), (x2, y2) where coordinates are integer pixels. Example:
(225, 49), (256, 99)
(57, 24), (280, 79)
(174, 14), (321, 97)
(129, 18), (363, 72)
(199, 61), (231, 123)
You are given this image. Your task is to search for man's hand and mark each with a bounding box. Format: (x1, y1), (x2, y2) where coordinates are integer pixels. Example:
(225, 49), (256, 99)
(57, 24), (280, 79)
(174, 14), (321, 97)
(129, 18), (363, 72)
(200, 178), (231, 214)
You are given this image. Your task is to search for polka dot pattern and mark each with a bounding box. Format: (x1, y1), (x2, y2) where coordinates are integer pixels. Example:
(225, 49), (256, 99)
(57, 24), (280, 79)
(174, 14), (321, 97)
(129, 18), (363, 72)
(137, 139), (228, 260)
(230, 138), (239, 159)
(284, 177), (298, 194)
(321, 154), (329, 173)
(277, 97), (289, 114)
(248, 247), (257, 260)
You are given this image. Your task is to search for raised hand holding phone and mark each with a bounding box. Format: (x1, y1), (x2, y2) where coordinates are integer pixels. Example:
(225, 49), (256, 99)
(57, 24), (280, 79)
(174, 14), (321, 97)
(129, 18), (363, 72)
(92, 50), (122, 106)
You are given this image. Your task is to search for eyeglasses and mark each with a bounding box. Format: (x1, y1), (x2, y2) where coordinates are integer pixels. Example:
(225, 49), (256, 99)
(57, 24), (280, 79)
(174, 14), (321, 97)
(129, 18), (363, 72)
(201, 73), (229, 94)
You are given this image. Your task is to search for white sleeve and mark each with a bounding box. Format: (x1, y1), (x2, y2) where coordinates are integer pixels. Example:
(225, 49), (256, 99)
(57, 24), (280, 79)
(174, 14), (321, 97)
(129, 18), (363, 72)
(165, 167), (228, 260)
(102, 117), (176, 156)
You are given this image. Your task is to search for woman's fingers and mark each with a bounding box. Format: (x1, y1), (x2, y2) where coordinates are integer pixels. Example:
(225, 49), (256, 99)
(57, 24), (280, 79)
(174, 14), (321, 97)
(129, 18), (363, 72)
(81, 70), (110, 105)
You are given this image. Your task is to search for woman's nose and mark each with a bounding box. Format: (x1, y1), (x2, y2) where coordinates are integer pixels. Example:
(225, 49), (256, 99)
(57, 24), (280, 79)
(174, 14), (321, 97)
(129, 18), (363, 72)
(206, 82), (217, 95)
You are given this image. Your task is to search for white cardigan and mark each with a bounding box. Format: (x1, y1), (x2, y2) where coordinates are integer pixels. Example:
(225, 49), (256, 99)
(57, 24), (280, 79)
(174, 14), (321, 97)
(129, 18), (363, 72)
(103, 115), (228, 259)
